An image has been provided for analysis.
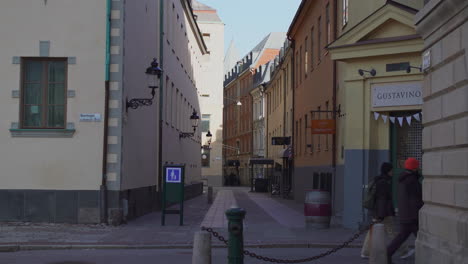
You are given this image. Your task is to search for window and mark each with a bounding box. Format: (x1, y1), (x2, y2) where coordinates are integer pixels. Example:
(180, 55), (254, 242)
(304, 114), (308, 153)
(174, 89), (178, 128)
(304, 37), (308, 76)
(165, 77), (170, 122)
(299, 118), (302, 155)
(311, 27), (315, 68)
(295, 121), (298, 155)
(318, 17), (322, 63)
(299, 45), (303, 84)
(326, 3), (331, 44)
(295, 51), (299, 87)
(342, 0), (349, 27)
(21, 58), (67, 128)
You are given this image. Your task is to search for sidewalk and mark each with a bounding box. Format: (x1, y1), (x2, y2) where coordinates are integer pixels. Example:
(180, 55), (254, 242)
(0, 187), (362, 250)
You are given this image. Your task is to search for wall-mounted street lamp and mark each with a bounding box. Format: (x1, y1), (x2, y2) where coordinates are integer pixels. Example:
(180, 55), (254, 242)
(201, 130), (213, 149)
(406, 65), (422, 73)
(126, 58), (163, 112)
(224, 97), (242, 106)
(179, 110), (200, 139)
(358, 68), (376, 77)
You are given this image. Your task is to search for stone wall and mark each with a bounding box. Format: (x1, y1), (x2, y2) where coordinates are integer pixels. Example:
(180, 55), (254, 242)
(415, 0), (468, 263)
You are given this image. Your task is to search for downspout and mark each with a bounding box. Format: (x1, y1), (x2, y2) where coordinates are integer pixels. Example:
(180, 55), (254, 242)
(101, 0), (112, 224)
(157, 0), (165, 198)
(289, 37), (295, 198)
(331, 0), (338, 221)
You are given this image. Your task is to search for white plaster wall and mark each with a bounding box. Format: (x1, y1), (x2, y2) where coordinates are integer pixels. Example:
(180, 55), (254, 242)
(158, 0), (205, 184)
(198, 21), (225, 183)
(0, 0), (106, 190)
(121, 0), (161, 190)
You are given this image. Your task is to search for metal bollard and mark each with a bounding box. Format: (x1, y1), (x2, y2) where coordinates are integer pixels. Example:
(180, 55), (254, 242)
(192, 231), (212, 264)
(369, 223), (388, 264)
(226, 207), (246, 264)
(207, 186), (213, 204)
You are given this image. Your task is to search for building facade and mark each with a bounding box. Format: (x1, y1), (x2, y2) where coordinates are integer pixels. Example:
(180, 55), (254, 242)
(223, 33), (285, 186)
(414, 0), (468, 262)
(329, 0), (424, 228)
(287, 0), (337, 204)
(251, 65), (268, 159)
(264, 40), (294, 196)
(0, 0), (206, 224)
(192, 1), (225, 187)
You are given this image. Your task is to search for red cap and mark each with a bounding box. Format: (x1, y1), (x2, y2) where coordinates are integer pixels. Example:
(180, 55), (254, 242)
(405, 158), (419, 170)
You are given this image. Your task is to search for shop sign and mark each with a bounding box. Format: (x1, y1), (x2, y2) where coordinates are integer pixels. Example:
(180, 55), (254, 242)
(311, 120), (336, 134)
(372, 82), (422, 107)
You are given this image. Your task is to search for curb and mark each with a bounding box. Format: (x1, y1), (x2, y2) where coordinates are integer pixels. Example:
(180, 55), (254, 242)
(0, 243), (362, 252)
(0, 245), (20, 252)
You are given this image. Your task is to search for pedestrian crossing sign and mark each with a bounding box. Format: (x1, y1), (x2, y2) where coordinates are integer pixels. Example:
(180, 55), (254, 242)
(166, 167), (182, 183)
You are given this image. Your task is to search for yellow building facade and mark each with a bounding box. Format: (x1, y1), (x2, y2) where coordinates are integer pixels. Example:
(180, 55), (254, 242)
(329, 1), (424, 228)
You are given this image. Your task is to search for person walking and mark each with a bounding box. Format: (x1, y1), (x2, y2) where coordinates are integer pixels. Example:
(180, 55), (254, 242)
(387, 157), (423, 263)
(361, 162), (395, 258)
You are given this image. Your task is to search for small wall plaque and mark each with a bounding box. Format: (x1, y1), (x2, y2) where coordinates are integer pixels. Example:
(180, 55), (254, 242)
(80, 113), (102, 122)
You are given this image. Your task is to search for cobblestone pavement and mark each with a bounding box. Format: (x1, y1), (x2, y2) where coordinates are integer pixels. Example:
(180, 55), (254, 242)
(0, 248), (415, 264)
(0, 187), (414, 263)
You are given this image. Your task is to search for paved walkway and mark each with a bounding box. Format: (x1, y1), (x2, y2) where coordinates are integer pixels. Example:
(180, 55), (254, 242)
(200, 189), (237, 228)
(0, 187), (408, 252)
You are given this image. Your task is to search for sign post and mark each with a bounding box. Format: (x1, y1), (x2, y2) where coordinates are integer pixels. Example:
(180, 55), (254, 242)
(161, 164), (185, 226)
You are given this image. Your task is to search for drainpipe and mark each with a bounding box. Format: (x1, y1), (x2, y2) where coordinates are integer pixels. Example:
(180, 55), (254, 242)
(331, 0), (338, 221)
(288, 37), (295, 199)
(101, 0), (112, 224)
(157, 0), (165, 201)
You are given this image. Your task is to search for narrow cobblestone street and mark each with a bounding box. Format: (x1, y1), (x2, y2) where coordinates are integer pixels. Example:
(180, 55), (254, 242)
(0, 188), (414, 263)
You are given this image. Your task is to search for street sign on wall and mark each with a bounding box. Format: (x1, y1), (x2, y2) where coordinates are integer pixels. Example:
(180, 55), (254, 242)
(311, 120), (336, 134)
(272, 137), (291, 145)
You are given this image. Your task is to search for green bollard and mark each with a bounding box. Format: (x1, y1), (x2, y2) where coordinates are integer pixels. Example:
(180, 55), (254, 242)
(226, 207), (246, 264)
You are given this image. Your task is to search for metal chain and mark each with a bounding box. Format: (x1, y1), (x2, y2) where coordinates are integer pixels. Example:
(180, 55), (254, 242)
(201, 226), (229, 245)
(201, 222), (375, 263)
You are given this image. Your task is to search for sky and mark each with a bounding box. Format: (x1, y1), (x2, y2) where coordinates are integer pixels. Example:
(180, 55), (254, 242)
(198, 0), (302, 58)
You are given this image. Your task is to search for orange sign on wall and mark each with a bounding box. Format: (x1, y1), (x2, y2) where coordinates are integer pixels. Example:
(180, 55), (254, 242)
(311, 120), (336, 134)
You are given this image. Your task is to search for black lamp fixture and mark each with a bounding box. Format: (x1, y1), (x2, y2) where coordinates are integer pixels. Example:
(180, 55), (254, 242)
(224, 97), (242, 106)
(201, 130), (213, 149)
(126, 58), (163, 111)
(180, 110), (200, 139)
(406, 65), (422, 73)
(358, 68), (376, 77)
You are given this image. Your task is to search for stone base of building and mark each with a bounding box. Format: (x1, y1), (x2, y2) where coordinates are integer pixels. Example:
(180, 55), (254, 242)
(416, 205), (468, 264)
(0, 182), (204, 225)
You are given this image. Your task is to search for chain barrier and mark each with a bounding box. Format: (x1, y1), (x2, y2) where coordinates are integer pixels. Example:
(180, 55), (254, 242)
(201, 222), (376, 263)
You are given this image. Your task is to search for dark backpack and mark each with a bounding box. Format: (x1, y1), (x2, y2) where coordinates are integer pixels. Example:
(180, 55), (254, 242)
(363, 179), (377, 210)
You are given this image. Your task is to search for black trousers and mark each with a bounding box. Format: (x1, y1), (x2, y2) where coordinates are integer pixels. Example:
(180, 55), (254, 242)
(387, 222), (418, 258)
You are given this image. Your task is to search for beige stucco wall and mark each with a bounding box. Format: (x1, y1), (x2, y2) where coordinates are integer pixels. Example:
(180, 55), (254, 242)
(0, 0), (106, 190)
(415, 0), (468, 262)
(197, 19), (225, 186)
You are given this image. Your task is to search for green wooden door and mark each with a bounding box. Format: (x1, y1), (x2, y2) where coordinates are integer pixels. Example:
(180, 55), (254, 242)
(390, 123), (402, 208)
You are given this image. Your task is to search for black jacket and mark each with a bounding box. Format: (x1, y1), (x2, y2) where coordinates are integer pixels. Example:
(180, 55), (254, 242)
(374, 174), (395, 220)
(398, 170), (423, 223)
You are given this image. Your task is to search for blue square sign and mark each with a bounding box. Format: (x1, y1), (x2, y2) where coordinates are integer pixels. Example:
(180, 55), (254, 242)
(166, 167), (182, 183)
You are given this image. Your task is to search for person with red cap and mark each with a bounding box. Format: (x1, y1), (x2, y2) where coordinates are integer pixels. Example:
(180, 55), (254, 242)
(387, 157), (423, 263)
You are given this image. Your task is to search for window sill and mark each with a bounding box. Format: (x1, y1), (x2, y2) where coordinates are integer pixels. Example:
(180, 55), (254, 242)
(9, 129), (76, 138)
